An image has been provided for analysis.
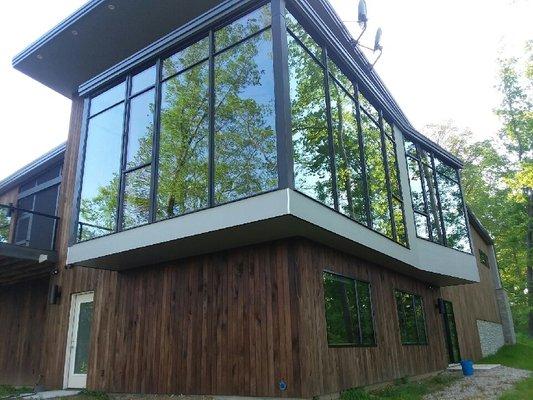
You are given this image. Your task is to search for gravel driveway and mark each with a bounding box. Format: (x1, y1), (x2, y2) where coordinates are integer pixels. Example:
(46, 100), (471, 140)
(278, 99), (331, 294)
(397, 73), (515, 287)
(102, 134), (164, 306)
(424, 366), (531, 400)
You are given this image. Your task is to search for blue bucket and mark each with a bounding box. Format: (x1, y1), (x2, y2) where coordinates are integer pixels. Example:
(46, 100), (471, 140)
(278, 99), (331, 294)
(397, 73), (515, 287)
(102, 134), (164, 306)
(460, 360), (474, 376)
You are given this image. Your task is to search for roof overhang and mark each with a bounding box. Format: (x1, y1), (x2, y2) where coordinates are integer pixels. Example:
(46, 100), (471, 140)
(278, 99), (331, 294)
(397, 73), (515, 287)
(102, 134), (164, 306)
(13, 0), (462, 168)
(0, 142), (65, 196)
(12, 0), (223, 98)
(467, 207), (494, 245)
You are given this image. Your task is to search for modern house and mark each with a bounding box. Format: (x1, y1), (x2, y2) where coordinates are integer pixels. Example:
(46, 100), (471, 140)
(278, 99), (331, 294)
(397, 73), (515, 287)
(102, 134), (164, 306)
(1, 0), (516, 397)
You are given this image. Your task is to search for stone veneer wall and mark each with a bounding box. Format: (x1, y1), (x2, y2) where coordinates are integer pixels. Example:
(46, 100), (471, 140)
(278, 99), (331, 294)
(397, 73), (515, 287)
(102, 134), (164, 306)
(477, 320), (505, 357)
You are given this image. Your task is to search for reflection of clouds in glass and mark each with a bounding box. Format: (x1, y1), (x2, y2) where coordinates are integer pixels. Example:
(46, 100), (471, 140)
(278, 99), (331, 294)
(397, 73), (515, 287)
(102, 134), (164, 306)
(79, 103), (124, 235)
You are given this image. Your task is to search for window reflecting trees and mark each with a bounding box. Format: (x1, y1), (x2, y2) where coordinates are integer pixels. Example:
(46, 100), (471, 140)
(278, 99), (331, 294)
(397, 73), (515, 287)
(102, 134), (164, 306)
(323, 272), (375, 346)
(404, 139), (471, 253)
(395, 291), (427, 345)
(287, 12), (407, 245)
(77, 3), (277, 241)
(77, 3), (472, 251)
(214, 27), (277, 203)
(158, 59), (209, 219)
(78, 102), (124, 240)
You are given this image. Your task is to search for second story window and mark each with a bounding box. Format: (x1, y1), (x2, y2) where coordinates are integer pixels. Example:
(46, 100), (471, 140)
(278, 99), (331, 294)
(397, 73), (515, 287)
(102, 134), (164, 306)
(404, 138), (471, 253)
(286, 12), (407, 246)
(323, 271), (375, 346)
(395, 290), (427, 345)
(76, 3), (277, 242)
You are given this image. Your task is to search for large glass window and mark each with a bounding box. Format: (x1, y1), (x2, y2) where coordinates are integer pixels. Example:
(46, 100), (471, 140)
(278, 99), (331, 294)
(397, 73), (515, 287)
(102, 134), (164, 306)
(286, 12), (407, 245)
(214, 21), (277, 204)
(404, 138), (471, 252)
(77, 3), (278, 242)
(288, 34), (333, 207)
(157, 57), (209, 220)
(323, 271), (375, 346)
(78, 100), (124, 240)
(395, 290), (427, 345)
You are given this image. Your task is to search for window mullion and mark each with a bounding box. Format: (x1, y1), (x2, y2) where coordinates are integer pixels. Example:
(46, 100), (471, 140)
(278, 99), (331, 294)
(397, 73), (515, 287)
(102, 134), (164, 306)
(149, 58), (163, 223)
(354, 84), (372, 228)
(353, 280), (363, 345)
(414, 148), (432, 242)
(412, 295), (420, 344)
(117, 75), (132, 232)
(208, 30), (216, 207)
(271, 0), (294, 189)
(322, 46), (339, 211)
(430, 153), (447, 247)
(378, 111), (397, 241)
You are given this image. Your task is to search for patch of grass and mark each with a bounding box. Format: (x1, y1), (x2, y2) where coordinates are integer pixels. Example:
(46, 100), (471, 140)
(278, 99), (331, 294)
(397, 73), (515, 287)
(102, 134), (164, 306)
(479, 334), (533, 371)
(340, 373), (459, 400)
(499, 376), (533, 400)
(0, 385), (32, 397)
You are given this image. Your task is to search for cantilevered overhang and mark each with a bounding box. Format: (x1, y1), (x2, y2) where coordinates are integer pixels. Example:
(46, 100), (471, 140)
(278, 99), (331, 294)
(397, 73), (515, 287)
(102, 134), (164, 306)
(13, 0), (223, 98)
(67, 189), (479, 287)
(0, 243), (57, 286)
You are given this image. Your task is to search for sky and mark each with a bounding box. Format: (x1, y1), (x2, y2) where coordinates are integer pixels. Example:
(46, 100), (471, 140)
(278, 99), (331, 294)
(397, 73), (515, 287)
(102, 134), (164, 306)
(0, 0), (531, 181)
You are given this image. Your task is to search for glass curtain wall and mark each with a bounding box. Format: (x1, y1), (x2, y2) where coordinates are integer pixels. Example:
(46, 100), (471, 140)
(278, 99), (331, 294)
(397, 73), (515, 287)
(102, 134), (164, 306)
(404, 138), (471, 253)
(77, 3), (277, 242)
(286, 12), (407, 245)
(77, 2), (412, 247)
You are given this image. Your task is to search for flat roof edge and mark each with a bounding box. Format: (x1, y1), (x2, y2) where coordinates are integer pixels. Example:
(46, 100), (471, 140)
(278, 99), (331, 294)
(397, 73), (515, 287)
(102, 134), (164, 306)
(12, 0), (105, 68)
(0, 142), (66, 195)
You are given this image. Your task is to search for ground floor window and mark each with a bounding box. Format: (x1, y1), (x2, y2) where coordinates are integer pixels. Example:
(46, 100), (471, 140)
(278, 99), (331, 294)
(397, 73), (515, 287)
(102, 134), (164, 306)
(322, 271), (375, 346)
(395, 290), (428, 345)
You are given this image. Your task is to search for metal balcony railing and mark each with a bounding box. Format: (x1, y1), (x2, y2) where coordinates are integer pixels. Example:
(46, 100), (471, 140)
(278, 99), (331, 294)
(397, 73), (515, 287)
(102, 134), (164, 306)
(0, 203), (60, 252)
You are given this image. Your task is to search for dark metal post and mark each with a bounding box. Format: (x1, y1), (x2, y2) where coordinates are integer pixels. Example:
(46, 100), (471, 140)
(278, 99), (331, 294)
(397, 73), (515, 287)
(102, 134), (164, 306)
(208, 30), (216, 206)
(271, 0), (294, 190)
(116, 76), (133, 232)
(354, 84), (372, 228)
(322, 46), (339, 211)
(149, 58), (163, 223)
(378, 110), (397, 241)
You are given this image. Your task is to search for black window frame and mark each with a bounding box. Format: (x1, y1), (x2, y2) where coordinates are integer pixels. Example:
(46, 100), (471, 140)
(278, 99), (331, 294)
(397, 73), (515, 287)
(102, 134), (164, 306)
(403, 137), (472, 254)
(286, 9), (408, 246)
(394, 289), (428, 346)
(70, 0), (465, 250)
(322, 270), (376, 348)
(74, 1), (279, 243)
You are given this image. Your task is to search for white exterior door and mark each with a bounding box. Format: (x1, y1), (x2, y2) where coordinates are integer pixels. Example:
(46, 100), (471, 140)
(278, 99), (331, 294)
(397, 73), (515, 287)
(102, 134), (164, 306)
(65, 292), (94, 389)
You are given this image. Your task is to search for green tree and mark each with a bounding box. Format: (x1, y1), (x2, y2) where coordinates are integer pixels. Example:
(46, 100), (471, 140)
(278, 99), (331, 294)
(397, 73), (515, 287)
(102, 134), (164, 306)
(424, 41), (532, 334)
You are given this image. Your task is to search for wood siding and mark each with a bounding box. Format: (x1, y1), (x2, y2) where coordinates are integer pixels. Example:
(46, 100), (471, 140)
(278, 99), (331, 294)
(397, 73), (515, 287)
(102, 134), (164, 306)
(0, 94), (504, 397)
(291, 239), (449, 397)
(0, 277), (48, 386)
(441, 228), (502, 361)
(39, 239), (451, 397)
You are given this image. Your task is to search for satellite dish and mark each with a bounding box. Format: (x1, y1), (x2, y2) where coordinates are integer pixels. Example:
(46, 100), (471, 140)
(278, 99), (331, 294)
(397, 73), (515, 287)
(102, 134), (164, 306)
(374, 27), (383, 52)
(358, 0), (368, 27)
